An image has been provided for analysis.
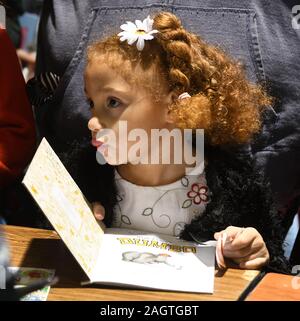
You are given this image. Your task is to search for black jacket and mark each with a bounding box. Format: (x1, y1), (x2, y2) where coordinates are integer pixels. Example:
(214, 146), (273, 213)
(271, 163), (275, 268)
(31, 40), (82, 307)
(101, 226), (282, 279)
(180, 146), (290, 274)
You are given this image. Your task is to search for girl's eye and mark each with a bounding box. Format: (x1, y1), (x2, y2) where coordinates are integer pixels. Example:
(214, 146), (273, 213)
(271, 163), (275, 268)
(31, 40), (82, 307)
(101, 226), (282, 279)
(87, 99), (94, 109)
(106, 97), (122, 109)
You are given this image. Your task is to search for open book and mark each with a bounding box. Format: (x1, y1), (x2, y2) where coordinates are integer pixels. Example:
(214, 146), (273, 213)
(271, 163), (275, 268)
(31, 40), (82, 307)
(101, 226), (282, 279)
(22, 138), (216, 294)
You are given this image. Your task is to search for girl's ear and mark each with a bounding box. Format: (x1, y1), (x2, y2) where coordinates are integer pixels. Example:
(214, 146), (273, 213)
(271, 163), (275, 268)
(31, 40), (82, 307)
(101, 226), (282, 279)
(165, 91), (178, 124)
(166, 91), (178, 104)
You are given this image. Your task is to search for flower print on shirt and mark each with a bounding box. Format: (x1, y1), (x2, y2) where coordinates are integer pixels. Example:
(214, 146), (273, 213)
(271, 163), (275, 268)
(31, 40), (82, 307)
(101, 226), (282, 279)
(187, 183), (209, 205)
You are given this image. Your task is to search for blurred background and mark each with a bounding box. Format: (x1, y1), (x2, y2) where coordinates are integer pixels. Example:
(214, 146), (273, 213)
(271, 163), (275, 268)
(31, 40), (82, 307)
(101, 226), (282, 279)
(4, 0), (43, 81)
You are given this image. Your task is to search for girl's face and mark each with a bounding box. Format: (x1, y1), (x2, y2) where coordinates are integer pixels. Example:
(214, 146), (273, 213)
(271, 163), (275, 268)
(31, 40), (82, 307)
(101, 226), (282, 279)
(84, 60), (175, 165)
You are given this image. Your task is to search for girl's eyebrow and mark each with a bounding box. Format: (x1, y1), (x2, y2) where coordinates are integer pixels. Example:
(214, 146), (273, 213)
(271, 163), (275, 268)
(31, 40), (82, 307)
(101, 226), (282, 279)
(84, 85), (131, 99)
(102, 86), (130, 97)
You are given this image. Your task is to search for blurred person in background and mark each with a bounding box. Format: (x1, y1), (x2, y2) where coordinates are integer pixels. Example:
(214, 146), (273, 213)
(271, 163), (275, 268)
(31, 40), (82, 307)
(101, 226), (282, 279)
(0, 25), (36, 223)
(4, 0), (42, 80)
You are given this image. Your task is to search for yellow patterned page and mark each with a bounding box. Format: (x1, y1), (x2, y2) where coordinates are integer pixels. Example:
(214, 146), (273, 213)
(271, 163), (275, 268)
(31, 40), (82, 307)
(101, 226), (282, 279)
(22, 138), (104, 280)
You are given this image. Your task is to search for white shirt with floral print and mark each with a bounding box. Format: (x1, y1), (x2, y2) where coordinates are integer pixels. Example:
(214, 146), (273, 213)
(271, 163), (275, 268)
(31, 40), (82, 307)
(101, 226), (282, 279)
(112, 164), (210, 237)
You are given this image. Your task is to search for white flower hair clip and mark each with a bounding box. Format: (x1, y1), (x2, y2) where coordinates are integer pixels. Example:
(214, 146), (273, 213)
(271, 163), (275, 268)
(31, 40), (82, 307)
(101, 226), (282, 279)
(118, 16), (159, 51)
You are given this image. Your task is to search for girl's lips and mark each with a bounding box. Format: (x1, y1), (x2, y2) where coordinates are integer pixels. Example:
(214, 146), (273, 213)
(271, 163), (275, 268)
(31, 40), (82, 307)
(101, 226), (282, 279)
(91, 139), (103, 148)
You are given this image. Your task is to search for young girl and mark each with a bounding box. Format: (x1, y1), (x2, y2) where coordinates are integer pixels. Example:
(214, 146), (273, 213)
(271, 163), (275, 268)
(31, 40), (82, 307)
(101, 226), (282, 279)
(83, 12), (289, 272)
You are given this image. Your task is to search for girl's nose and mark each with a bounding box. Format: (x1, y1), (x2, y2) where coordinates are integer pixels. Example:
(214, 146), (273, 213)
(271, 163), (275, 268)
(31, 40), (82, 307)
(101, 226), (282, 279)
(88, 117), (102, 133)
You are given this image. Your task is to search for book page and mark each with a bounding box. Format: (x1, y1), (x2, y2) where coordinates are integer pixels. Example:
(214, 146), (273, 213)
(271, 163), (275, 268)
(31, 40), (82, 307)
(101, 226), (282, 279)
(22, 138), (104, 280)
(92, 230), (215, 293)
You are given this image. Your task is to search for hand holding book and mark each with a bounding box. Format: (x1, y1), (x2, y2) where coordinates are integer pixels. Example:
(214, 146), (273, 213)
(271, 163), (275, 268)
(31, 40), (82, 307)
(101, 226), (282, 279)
(214, 227), (270, 270)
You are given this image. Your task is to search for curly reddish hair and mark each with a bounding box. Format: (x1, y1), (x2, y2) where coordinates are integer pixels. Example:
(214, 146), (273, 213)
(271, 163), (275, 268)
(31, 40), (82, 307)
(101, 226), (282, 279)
(86, 12), (272, 145)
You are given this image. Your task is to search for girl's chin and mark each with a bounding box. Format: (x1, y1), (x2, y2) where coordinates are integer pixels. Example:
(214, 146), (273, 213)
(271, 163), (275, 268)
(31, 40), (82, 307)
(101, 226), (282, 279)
(106, 159), (127, 166)
(95, 146), (144, 166)
(96, 150), (128, 166)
